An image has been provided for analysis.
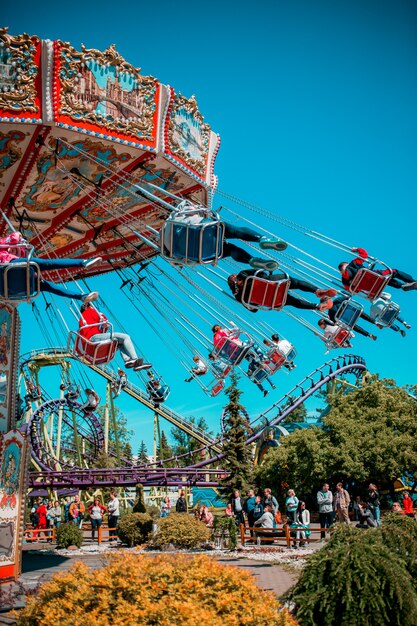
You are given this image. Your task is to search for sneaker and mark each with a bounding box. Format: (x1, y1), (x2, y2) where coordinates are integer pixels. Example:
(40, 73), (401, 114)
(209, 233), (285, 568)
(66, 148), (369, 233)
(370, 334), (377, 341)
(82, 256), (102, 269)
(133, 359), (152, 371)
(316, 288), (337, 298)
(249, 257), (278, 271)
(401, 281), (417, 291)
(82, 291), (99, 304)
(318, 297), (333, 312)
(263, 389), (269, 397)
(400, 330), (406, 338)
(403, 322), (412, 329)
(259, 237), (288, 252)
(125, 359), (136, 368)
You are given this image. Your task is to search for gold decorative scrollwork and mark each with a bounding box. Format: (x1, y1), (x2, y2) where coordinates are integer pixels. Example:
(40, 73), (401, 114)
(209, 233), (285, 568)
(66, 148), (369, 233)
(58, 41), (158, 141)
(168, 93), (211, 176)
(0, 27), (39, 113)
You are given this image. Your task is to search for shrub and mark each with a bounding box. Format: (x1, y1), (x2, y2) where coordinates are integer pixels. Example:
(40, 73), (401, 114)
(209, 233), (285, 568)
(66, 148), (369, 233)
(55, 523), (83, 549)
(15, 553), (298, 625)
(213, 516), (238, 549)
(146, 504), (160, 520)
(380, 511), (417, 576)
(117, 512), (153, 547)
(288, 525), (417, 626)
(152, 512), (211, 549)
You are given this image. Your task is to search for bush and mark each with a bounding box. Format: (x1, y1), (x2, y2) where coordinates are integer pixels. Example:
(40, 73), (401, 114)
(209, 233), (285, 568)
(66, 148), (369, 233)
(146, 504), (160, 520)
(55, 523), (83, 549)
(380, 512), (417, 577)
(15, 553), (298, 625)
(117, 512), (153, 547)
(152, 512), (211, 549)
(213, 516), (238, 549)
(288, 525), (417, 626)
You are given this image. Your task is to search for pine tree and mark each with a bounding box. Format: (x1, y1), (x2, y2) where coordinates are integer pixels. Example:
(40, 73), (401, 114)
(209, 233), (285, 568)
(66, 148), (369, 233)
(123, 441), (133, 465)
(156, 430), (172, 462)
(137, 440), (149, 465)
(219, 372), (253, 501)
(171, 416), (213, 466)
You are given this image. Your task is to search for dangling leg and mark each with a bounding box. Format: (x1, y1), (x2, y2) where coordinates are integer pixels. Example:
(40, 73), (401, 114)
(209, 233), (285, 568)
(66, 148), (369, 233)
(224, 223), (287, 252)
(387, 269), (417, 291)
(17, 257), (102, 271)
(223, 242), (278, 271)
(39, 279), (98, 302)
(352, 323), (377, 341)
(286, 294), (332, 312)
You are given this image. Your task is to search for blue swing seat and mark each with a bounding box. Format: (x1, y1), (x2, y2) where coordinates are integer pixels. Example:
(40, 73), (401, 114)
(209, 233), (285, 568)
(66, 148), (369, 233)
(161, 205), (224, 266)
(0, 261), (40, 302)
(334, 298), (363, 329)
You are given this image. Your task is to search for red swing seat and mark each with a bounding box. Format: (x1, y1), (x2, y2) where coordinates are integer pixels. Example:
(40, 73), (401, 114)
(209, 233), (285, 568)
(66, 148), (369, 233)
(68, 323), (118, 365)
(349, 268), (391, 301)
(242, 272), (290, 311)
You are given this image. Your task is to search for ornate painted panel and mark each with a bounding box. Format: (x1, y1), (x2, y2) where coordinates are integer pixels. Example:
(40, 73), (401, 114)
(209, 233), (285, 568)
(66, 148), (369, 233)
(0, 429), (29, 581)
(0, 304), (20, 434)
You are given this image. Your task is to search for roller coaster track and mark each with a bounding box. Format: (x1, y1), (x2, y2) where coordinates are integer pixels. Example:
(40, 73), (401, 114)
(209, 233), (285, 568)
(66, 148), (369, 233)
(27, 353), (367, 489)
(21, 348), (220, 452)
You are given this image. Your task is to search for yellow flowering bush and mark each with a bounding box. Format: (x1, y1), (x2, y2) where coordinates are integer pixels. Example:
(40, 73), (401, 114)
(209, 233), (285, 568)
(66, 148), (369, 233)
(16, 553), (298, 626)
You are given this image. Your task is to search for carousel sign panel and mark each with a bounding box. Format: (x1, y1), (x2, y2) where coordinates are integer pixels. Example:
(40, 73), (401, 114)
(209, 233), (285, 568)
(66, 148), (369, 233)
(0, 429), (29, 582)
(0, 304), (20, 434)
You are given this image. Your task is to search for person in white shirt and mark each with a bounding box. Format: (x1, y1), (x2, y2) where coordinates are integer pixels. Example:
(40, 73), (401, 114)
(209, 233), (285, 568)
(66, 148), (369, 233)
(293, 501), (311, 547)
(264, 334), (296, 370)
(185, 355), (208, 383)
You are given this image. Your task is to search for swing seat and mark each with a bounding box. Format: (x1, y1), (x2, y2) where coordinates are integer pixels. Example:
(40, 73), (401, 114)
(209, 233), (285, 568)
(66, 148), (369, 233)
(334, 299), (363, 329)
(242, 272), (290, 311)
(372, 300), (400, 328)
(214, 333), (253, 366)
(211, 379), (225, 396)
(0, 260), (40, 302)
(149, 383), (170, 403)
(160, 207), (224, 266)
(325, 327), (353, 350)
(349, 268), (391, 300)
(68, 325), (118, 365)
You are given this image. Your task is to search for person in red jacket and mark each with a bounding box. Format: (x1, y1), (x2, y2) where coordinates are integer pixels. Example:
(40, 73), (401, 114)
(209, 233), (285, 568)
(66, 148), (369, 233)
(79, 302), (151, 371)
(338, 248), (417, 292)
(32, 501), (48, 540)
(402, 491), (415, 518)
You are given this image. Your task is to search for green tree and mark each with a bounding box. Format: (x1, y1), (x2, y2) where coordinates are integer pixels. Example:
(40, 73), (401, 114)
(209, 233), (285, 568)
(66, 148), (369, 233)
(219, 373), (253, 501)
(137, 440), (149, 464)
(255, 379), (417, 496)
(170, 416), (214, 466)
(156, 430), (172, 462)
(96, 404), (133, 449)
(122, 441), (133, 465)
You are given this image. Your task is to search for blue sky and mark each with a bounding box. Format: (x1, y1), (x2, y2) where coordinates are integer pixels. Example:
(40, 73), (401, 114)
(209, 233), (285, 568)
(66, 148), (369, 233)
(4, 1), (417, 453)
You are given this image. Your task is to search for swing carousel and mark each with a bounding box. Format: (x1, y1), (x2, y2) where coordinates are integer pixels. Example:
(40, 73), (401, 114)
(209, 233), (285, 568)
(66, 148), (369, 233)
(1, 27), (414, 582)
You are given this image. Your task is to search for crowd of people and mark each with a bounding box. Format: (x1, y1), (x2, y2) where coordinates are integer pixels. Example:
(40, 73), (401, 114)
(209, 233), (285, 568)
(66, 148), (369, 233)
(28, 491), (120, 541)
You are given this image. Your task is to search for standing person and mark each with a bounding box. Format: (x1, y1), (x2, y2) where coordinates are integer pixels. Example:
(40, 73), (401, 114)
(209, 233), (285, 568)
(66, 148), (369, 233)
(175, 492), (187, 513)
(88, 498), (107, 540)
(69, 495), (85, 528)
(107, 492), (120, 540)
(334, 483), (351, 524)
(294, 501), (311, 548)
(32, 500), (47, 540)
(263, 488), (279, 515)
(253, 495), (264, 524)
(160, 496), (171, 518)
(63, 497), (71, 523)
(231, 489), (245, 527)
(48, 501), (62, 531)
(244, 489), (257, 531)
(46, 501), (55, 539)
(353, 496), (362, 522)
(29, 498), (40, 529)
(317, 483), (334, 538)
(285, 489), (299, 523)
(402, 491), (415, 518)
(79, 302), (151, 371)
(367, 483), (381, 527)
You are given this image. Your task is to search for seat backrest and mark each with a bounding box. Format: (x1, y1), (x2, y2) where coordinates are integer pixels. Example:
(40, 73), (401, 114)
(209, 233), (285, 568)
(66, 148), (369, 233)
(244, 277), (289, 310)
(0, 263), (39, 301)
(164, 219), (223, 265)
(377, 302), (400, 327)
(349, 269), (390, 300)
(335, 299), (363, 328)
(211, 380), (225, 396)
(73, 334), (117, 365)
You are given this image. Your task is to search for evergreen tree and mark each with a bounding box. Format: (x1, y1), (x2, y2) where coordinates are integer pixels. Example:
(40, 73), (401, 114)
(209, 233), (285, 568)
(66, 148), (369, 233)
(171, 416), (213, 466)
(156, 430), (172, 462)
(137, 440), (149, 465)
(219, 373), (253, 501)
(122, 441), (133, 465)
